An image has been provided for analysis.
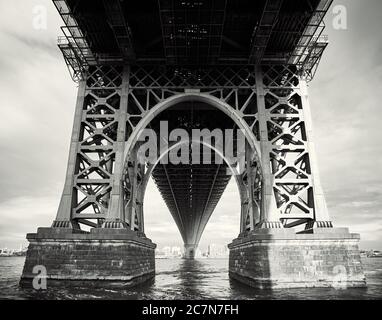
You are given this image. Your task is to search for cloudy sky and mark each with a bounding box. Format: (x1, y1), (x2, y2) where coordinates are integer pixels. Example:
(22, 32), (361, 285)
(0, 0), (381, 251)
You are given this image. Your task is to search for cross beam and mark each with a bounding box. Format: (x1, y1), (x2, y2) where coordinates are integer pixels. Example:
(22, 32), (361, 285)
(249, 0), (283, 64)
(102, 0), (135, 61)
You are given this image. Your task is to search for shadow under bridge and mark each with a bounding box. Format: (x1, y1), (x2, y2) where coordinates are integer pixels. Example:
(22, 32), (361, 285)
(141, 101), (243, 258)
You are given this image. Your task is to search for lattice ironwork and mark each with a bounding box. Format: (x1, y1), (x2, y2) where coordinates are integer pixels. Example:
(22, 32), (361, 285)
(241, 154), (262, 232)
(158, 0), (227, 65)
(126, 65), (260, 141)
(53, 0), (334, 83)
(53, 66), (124, 229)
(54, 0), (97, 81)
(54, 63), (331, 235)
(259, 65), (320, 227)
(122, 65), (262, 235)
(249, 0), (283, 65)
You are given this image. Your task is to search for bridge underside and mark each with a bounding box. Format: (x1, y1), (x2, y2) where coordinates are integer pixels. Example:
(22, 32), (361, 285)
(20, 0), (366, 289)
(149, 105), (234, 255)
(55, 0), (332, 81)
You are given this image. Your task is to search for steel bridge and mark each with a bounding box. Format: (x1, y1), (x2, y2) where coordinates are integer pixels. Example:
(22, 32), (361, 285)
(55, 0), (330, 82)
(21, 0), (366, 289)
(49, 0), (334, 257)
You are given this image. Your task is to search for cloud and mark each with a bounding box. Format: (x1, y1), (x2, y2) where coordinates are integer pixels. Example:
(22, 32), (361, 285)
(307, 0), (382, 249)
(0, 195), (60, 248)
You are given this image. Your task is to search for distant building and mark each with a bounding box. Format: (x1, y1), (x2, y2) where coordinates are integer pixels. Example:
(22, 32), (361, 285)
(368, 250), (382, 258)
(206, 244), (228, 258)
(155, 246), (183, 259)
(171, 246), (182, 257)
(162, 246), (172, 256)
(0, 245), (28, 257)
(195, 249), (202, 258)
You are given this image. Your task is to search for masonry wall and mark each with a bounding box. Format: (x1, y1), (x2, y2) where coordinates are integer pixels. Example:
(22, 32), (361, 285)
(21, 228), (156, 287)
(228, 232), (366, 289)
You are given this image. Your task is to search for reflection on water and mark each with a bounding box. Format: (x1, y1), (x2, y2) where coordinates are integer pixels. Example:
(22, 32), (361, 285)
(0, 257), (381, 300)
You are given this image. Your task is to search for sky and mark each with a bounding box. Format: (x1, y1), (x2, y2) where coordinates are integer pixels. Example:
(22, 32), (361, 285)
(0, 0), (381, 251)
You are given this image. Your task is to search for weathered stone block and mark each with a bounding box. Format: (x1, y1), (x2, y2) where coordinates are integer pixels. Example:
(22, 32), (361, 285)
(228, 229), (366, 289)
(20, 228), (156, 287)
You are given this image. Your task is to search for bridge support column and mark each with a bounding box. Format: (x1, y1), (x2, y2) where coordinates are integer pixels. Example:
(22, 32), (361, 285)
(253, 65), (333, 230)
(229, 65), (365, 288)
(183, 244), (197, 259)
(21, 66), (155, 286)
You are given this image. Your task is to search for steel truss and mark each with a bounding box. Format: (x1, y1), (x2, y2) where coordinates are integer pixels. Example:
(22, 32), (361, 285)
(53, 0), (97, 82)
(53, 0), (333, 83)
(53, 64), (332, 234)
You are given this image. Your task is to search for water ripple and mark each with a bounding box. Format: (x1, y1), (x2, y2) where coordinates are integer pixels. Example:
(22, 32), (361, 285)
(0, 257), (381, 300)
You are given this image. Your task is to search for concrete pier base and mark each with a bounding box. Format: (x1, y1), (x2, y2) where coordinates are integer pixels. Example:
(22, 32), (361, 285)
(228, 228), (366, 289)
(183, 244), (197, 259)
(20, 227), (156, 287)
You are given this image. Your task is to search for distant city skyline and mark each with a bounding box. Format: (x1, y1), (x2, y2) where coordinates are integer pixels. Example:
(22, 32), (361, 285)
(0, 0), (381, 251)
(155, 243), (229, 259)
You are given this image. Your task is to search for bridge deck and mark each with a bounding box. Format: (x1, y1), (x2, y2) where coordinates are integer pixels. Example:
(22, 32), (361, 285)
(148, 104), (235, 246)
(53, 0), (332, 80)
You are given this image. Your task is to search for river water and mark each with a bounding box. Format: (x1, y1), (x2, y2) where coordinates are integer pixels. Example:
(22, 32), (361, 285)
(0, 257), (381, 300)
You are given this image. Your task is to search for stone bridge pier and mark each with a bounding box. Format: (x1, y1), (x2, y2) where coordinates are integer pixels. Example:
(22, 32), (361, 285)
(184, 245), (197, 259)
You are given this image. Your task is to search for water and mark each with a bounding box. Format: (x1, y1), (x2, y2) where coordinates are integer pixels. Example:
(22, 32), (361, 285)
(0, 257), (381, 300)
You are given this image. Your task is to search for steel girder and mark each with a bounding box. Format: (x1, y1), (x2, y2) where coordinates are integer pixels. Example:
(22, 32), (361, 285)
(52, 64), (332, 239)
(54, 0), (333, 82)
